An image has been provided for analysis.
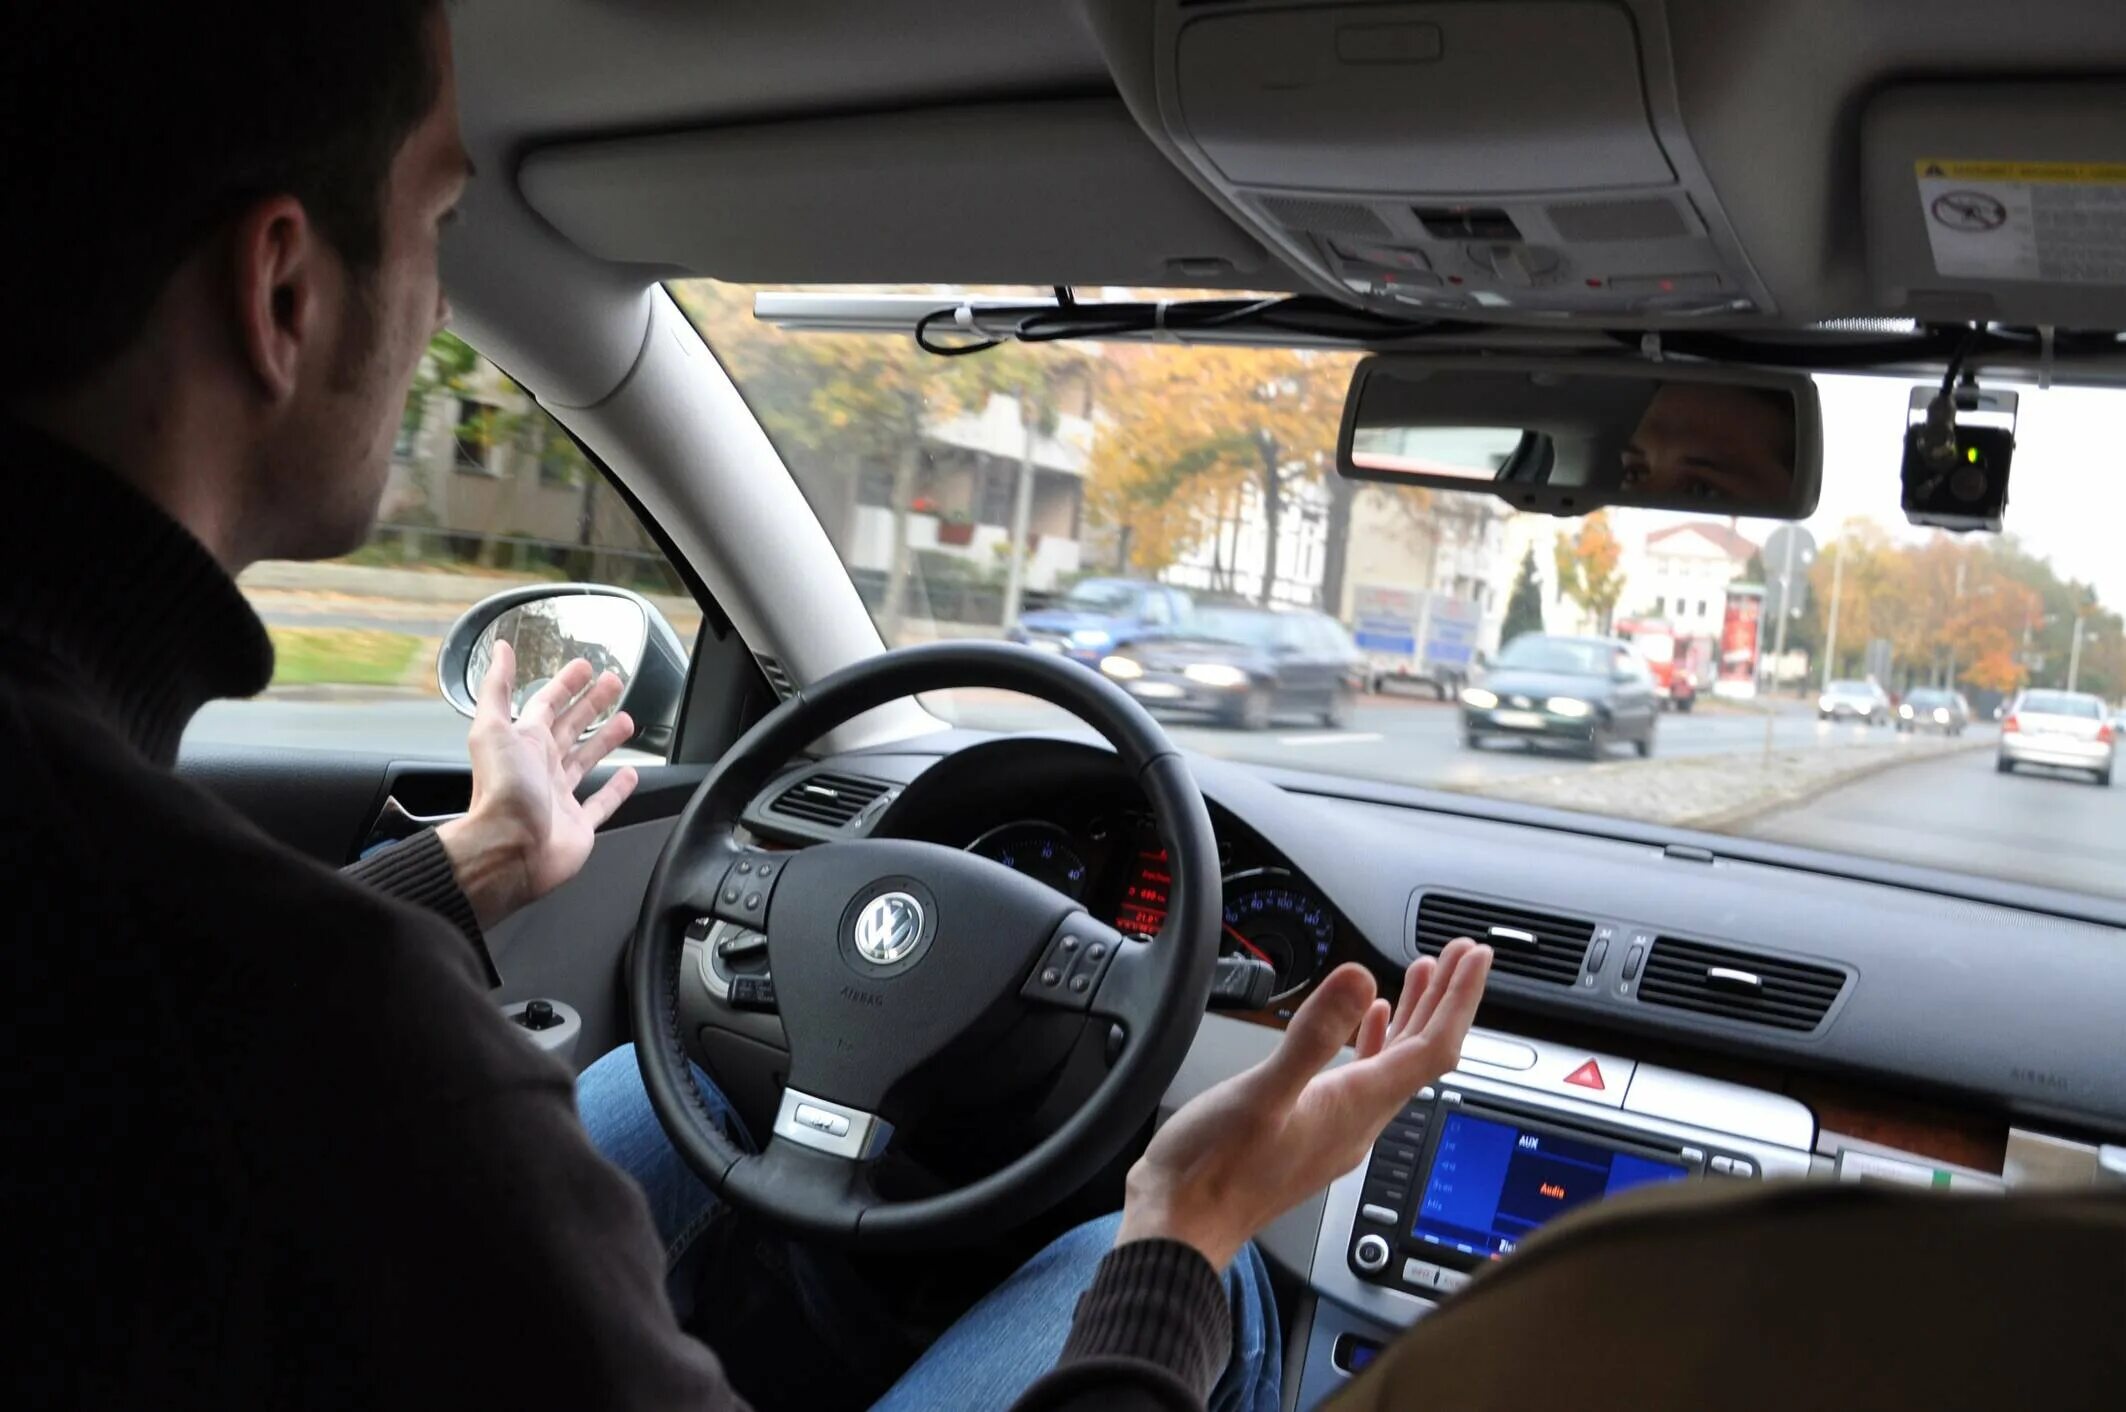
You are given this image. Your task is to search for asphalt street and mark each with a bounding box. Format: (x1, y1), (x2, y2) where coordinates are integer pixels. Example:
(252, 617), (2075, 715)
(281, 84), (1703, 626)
(1742, 741), (2125, 901)
(184, 693), (2117, 900)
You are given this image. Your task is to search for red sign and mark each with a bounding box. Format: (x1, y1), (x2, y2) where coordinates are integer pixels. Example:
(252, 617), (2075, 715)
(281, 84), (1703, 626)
(1563, 1059), (1606, 1091)
(1718, 585), (1764, 687)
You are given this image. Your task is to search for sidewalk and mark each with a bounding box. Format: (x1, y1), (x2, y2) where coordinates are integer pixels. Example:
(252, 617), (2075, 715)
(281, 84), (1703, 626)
(1460, 735), (1985, 830)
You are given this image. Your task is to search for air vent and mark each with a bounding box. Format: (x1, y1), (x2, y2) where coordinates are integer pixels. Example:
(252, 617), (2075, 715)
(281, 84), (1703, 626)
(753, 653), (796, 701)
(1258, 195), (1388, 238)
(1414, 894), (1592, 987)
(1638, 937), (1846, 1033)
(769, 771), (890, 829)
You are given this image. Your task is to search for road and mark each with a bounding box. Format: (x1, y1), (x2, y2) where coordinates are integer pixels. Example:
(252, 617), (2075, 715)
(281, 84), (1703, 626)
(186, 692), (1900, 779)
(184, 693), (2118, 900)
(1741, 742), (2125, 901)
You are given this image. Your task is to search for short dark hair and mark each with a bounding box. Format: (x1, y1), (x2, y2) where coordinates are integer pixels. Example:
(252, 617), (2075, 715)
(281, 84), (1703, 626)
(0, 3), (444, 396)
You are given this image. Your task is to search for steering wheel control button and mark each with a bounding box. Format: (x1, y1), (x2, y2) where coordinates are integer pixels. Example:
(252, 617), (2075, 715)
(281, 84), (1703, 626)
(1022, 919), (1126, 1012)
(1359, 1202), (1399, 1226)
(1352, 1234), (1391, 1274)
(771, 1088), (893, 1162)
(714, 852), (784, 928)
(728, 976), (778, 1013)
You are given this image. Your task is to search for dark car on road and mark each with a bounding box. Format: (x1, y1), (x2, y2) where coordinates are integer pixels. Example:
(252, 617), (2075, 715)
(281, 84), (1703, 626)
(1098, 604), (1362, 730)
(1460, 633), (1660, 759)
(1007, 577), (1193, 665)
(1896, 687), (1971, 735)
(1818, 678), (1891, 724)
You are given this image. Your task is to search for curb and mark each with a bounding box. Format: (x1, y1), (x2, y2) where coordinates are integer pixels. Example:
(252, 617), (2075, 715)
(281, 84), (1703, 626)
(1684, 738), (1989, 832)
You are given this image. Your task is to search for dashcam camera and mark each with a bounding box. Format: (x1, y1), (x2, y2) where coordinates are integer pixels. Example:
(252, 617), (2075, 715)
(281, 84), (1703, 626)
(1902, 383), (2017, 533)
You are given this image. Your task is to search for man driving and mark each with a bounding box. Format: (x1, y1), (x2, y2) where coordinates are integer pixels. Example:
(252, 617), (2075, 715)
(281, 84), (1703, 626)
(1, 5), (1491, 1407)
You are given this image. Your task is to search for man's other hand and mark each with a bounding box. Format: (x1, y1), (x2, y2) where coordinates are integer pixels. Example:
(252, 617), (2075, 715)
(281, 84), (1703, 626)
(437, 639), (641, 927)
(1116, 939), (1493, 1270)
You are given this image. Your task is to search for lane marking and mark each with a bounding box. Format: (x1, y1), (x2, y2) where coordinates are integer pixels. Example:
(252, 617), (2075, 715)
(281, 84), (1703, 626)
(1274, 731), (1385, 747)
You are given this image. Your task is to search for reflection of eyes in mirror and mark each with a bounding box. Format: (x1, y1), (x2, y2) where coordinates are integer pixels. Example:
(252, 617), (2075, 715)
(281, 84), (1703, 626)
(1619, 384), (1796, 506)
(465, 597), (649, 731)
(1350, 424), (1527, 481)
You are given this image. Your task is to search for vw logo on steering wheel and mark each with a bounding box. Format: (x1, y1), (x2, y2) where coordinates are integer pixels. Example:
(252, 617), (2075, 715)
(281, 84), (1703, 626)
(853, 892), (925, 964)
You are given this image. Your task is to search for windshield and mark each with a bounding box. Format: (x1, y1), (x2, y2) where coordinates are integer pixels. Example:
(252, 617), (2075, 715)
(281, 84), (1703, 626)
(675, 281), (2126, 903)
(1906, 690), (1953, 707)
(1495, 636), (1611, 676)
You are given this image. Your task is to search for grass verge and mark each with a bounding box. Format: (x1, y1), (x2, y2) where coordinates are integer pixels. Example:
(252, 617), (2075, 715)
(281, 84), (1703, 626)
(268, 627), (425, 687)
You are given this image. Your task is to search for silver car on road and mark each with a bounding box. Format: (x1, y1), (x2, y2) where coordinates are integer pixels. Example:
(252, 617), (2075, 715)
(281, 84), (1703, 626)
(1997, 689), (2115, 786)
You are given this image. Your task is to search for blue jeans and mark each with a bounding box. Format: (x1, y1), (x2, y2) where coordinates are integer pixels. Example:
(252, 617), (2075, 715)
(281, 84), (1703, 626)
(576, 1045), (1281, 1410)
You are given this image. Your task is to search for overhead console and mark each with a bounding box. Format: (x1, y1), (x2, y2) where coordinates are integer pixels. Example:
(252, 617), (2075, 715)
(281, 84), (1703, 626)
(1145, 0), (1775, 323)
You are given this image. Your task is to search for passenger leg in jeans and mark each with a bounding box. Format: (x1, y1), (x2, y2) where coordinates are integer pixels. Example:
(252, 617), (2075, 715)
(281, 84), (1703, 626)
(871, 1211), (1282, 1412)
(575, 1042), (749, 1322)
(579, 1047), (1280, 1408)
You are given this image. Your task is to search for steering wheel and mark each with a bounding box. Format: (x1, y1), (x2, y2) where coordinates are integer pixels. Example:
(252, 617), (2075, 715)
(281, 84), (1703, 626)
(629, 642), (1220, 1248)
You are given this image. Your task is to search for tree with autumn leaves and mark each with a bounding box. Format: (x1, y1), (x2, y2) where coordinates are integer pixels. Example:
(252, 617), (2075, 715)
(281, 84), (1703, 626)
(1085, 342), (1359, 605)
(671, 282), (1092, 637)
(1807, 519), (2123, 698)
(1552, 511), (1626, 634)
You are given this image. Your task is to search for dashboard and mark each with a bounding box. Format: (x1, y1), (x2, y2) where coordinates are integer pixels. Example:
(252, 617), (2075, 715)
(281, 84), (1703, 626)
(962, 805), (1337, 1008)
(714, 727), (2126, 1407)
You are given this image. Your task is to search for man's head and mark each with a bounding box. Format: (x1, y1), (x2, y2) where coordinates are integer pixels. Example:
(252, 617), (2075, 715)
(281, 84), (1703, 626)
(1621, 384), (1797, 509)
(2, 3), (469, 567)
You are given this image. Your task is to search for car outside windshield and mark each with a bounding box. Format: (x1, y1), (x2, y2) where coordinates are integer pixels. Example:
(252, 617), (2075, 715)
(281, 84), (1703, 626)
(675, 281), (2126, 903)
(1189, 607), (1279, 649)
(1494, 636), (1611, 676)
(1062, 579), (1144, 614)
(2019, 691), (2103, 718)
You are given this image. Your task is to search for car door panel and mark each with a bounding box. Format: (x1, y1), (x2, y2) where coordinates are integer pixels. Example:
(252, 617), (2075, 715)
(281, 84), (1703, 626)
(180, 748), (707, 1072)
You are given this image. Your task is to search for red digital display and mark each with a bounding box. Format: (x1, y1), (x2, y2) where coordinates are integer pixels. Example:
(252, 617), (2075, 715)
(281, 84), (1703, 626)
(1114, 846), (1172, 936)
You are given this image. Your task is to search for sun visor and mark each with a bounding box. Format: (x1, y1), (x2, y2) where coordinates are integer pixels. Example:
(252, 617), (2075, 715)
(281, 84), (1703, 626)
(518, 98), (1278, 289)
(1864, 83), (2126, 327)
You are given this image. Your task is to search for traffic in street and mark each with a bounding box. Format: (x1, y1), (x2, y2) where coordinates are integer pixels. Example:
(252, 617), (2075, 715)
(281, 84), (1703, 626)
(186, 688), (2120, 898)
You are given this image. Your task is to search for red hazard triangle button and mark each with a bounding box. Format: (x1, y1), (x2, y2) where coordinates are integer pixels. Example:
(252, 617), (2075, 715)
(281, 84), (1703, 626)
(1563, 1059), (1605, 1091)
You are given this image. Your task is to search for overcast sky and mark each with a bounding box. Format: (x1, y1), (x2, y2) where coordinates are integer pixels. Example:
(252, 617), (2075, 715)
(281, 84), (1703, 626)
(1738, 373), (2126, 608)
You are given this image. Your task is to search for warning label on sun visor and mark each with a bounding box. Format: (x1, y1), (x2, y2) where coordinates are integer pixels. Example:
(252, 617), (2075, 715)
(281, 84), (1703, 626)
(1915, 159), (2126, 284)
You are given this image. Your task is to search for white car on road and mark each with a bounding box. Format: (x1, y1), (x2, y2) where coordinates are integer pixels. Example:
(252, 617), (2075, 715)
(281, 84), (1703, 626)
(1998, 690), (2115, 787)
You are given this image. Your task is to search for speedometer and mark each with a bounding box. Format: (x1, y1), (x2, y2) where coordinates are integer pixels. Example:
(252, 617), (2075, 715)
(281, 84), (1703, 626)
(1220, 868), (1334, 1002)
(967, 820), (1090, 902)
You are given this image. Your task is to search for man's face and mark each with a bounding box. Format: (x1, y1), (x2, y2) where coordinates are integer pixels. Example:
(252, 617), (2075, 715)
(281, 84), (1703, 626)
(254, 14), (469, 561)
(1620, 384), (1795, 509)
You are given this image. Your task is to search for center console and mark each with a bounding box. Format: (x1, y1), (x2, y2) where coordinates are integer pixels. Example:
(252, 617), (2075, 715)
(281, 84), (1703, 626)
(1293, 1028), (1816, 1409)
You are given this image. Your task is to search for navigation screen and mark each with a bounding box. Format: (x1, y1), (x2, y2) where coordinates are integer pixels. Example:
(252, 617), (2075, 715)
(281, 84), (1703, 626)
(1113, 846), (1171, 936)
(1413, 1111), (1686, 1259)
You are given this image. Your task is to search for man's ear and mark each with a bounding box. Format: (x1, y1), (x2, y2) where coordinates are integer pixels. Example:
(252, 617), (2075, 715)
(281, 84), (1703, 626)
(228, 196), (322, 404)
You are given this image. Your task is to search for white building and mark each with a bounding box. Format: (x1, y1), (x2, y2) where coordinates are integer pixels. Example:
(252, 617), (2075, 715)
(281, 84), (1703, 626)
(1621, 520), (1760, 639)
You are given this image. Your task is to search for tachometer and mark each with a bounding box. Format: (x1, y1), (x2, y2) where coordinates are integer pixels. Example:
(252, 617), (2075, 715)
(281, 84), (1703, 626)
(967, 820), (1090, 901)
(1220, 869), (1334, 1002)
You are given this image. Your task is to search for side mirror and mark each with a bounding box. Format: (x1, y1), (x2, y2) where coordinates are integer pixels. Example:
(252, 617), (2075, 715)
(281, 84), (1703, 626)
(437, 584), (689, 754)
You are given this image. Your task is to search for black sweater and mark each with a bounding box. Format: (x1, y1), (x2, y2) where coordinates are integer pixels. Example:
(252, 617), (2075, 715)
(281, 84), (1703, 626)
(0, 423), (1229, 1410)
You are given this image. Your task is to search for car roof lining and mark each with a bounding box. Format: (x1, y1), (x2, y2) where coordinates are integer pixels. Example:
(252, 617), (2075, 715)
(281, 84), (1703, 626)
(442, 0), (2126, 405)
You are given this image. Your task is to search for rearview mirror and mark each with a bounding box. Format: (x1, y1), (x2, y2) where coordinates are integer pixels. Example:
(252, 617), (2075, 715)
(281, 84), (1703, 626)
(1337, 356), (1823, 520)
(437, 584), (690, 753)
